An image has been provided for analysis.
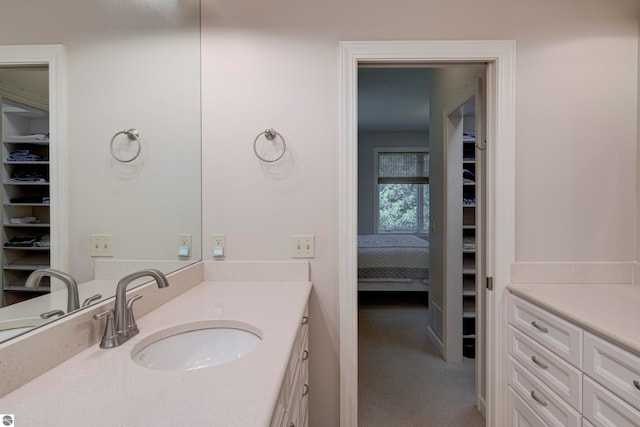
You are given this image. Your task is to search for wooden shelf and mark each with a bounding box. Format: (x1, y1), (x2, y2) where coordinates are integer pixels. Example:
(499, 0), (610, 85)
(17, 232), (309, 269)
(1, 98), (51, 307)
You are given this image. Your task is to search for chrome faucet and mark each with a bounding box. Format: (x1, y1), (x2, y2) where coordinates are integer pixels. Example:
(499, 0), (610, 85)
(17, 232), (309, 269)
(25, 268), (80, 312)
(94, 269), (169, 349)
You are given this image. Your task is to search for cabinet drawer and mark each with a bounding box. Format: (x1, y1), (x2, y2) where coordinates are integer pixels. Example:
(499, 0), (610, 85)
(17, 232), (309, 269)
(509, 325), (582, 409)
(583, 376), (640, 427)
(584, 332), (640, 411)
(509, 356), (582, 426)
(509, 386), (547, 427)
(509, 294), (583, 367)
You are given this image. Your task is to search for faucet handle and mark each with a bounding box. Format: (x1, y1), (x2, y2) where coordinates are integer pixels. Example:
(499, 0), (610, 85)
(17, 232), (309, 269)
(40, 309), (65, 319)
(82, 293), (103, 308)
(93, 309), (118, 349)
(126, 295), (143, 336)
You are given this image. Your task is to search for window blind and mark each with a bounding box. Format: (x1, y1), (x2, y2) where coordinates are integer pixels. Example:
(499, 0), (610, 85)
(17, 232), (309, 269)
(377, 151), (429, 184)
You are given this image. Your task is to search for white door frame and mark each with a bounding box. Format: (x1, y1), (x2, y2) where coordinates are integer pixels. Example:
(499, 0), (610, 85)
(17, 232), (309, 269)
(339, 40), (515, 427)
(0, 45), (66, 273)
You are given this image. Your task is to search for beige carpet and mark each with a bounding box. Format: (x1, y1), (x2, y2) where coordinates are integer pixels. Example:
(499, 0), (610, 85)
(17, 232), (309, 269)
(358, 292), (485, 427)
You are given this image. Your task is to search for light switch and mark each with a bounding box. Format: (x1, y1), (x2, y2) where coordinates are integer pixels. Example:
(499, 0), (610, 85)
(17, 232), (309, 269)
(291, 235), (315, 258)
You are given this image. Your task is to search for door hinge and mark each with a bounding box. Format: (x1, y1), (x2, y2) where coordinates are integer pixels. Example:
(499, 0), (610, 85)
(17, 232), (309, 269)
(486, 276), (493, 291)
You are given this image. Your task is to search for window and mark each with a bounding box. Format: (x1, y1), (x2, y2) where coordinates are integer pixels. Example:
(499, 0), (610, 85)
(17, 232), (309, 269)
(375, 149), (429, 234)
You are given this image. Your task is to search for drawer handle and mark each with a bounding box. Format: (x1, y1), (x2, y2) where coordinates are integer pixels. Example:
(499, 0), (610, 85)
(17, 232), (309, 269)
(531, 355), (549, 370)
(302, 316), (309, 325)
(634, 380), (640, 391)
(530, 390), (548, 407)
(302, 383), (310, 396)
(531, 321), (549, 333)
(302, 350), (309, 361)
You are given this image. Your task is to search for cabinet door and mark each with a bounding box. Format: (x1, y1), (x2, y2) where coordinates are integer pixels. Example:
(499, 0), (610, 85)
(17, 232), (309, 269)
(583, 376), (640, 427)
(509, 357), (582, 426)
(509, 387), (547, 427)
(509, 294), (583, 367)
(509, 325), (582, 409)
(584, 332), (640, 411)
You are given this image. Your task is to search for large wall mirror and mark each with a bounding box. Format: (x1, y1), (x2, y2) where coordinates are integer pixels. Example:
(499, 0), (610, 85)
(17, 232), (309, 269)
(0, 1), (202, 343)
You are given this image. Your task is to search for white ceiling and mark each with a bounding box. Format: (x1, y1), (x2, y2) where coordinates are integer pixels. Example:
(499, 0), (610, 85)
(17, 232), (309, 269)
(358, 67), (430, 132)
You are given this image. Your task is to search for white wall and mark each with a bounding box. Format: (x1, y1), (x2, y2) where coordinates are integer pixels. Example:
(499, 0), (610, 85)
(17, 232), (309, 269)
(428, 68), (484, 311)
(0, 1), (202, 283)
(358, 131), (429, 235)
(201, 0), (638, 424)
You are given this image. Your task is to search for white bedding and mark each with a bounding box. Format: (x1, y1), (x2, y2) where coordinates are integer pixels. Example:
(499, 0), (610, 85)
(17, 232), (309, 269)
(357, 234), (429, 282)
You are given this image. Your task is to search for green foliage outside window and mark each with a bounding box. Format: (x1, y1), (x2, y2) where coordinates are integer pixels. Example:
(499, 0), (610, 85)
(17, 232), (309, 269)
(378, 183), (429, 233)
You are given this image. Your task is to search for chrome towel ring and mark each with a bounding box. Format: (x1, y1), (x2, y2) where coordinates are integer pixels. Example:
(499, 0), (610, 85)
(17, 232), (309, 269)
(253, 128), (286, 163)
(110, 128), (141, 163)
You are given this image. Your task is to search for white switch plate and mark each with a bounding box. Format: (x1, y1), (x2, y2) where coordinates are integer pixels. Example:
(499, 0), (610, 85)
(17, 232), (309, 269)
(178, 234), (192, 257)
(90, 234), (113, 257)
(292, 235), (314, 258)
(212, 234), (226, 258)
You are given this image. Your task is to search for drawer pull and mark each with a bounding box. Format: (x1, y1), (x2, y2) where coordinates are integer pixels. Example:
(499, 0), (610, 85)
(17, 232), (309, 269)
(302, 350), (309, 361)
(301, 316), (309, 325)
(531, 321), (549, 333)
(531, 355), (549, 370)
(302, 384), (310, 396)
(530, 390), (548, 407)
(634, 380), (640, 391)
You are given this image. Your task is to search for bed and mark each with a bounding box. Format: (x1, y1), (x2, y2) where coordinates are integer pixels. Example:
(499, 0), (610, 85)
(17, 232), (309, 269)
(357, 234), (430, 292)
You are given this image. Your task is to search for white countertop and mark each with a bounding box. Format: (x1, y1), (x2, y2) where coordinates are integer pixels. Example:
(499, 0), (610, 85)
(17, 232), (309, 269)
(0, 279), (312, 426)
(508, 283), (640, 357)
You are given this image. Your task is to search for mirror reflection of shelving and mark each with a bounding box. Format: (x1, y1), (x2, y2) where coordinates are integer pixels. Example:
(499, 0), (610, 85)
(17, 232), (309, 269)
(462, 130), (476, 358)
(1, 98), (50, 307)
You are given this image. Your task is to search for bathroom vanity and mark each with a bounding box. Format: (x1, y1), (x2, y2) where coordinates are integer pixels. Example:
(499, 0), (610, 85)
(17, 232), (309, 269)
(0, 261), (312, 427)
(507, 283), (640, 426)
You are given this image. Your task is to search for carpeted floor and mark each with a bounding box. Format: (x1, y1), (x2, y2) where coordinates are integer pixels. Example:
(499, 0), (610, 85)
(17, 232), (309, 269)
(358, 292), (485, 427)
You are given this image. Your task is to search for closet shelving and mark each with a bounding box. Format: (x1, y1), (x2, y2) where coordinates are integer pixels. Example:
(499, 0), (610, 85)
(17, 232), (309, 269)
(1, 98), (50, 307)
(462, 134), (476, 358)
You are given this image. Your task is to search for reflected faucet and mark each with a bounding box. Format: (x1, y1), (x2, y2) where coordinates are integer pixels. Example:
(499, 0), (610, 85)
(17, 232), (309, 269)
(25, 268), (80, 312)
(94, 269), (169, 349)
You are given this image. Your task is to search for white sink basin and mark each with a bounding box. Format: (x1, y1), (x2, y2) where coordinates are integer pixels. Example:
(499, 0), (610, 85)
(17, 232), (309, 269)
(131, 321), (262, 372)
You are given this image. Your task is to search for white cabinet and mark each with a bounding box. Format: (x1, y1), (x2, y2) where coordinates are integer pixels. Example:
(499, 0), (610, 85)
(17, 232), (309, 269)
(583, 332), (640, 412)
(508, 292), (640, 427)
(509, 387), (548, 427)
(509, 325), (582, 409)
(0, 98), (50, 307)
(583, 376), (640, 427)
(509, 295), (582, 368)
(271, 306), (309, 427)
(509, 355), (582, 426)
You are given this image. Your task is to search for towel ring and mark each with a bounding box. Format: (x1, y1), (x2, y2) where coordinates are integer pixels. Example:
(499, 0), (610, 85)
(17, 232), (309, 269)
(253, 128), (286, 163)
(110, 128), (141, 163)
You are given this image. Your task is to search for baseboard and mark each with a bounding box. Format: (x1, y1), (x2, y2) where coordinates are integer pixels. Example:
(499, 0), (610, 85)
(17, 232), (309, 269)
(633, 262), (640, 285)
(427, 301), (443, 356)
(477, 394), (487, 418)
(510, 262), (633, 284)
(426, 325), (443, 357)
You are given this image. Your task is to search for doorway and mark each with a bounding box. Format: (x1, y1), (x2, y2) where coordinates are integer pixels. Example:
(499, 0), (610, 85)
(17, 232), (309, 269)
(0, 45), (64, 307)
(356, 65), (485, 425)
(339, 41), (516, 427)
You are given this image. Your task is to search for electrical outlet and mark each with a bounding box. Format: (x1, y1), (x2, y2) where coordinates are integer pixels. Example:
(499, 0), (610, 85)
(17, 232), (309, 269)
(292, 235), (314, 258)
(90, 234), (113, 257)
(212, 234), (226, 258)
(178, 234), (192, 257)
